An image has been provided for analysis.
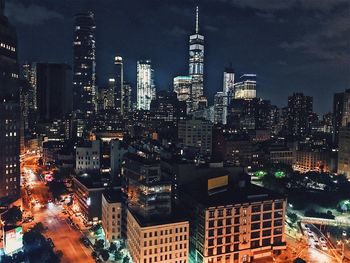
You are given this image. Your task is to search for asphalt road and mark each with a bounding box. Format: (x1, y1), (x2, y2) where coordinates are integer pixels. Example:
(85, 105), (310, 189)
(22, 155), (94, 263)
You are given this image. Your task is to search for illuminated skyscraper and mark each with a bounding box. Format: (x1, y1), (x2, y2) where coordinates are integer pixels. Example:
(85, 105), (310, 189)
(0, 0), (21, 202)
(137, 60), (155, 110)
(106, 78), (115, 109)
(222, 66), (235, 124)
(114, 56), (123, 114)
(234, 74), (257, 99)
(73, 12), (96, 115)
(189, 6), (205, 111)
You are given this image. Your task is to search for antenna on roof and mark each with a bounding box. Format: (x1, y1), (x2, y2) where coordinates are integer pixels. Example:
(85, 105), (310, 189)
(195, 6), (199, 34)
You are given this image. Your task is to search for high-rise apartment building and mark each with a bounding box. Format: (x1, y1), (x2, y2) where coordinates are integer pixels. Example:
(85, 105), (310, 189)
(0, 0), (21, 202)
(22, 62), (37, 111)
(36, 63), (72, 121)
(333, 89), (350, 145)
(234, 74), (256, 100)
(214, 92), (225, 124)
(338, 126), (350, 178)
(73, 12), (96, 115)
(137, 60), (155, 110)
(114, 56), (123, 114)
(150, 91), (187, 125)
(223, 66), (235, 124)
(178, 117), (213, 156)
(189, 7), (205, 111)
(287, 93), (313, 137)
(106, 78), (116, 109)
(122, 82), (132, 115)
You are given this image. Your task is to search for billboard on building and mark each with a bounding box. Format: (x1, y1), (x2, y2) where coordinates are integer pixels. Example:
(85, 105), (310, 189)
(3, 226), (23, 255)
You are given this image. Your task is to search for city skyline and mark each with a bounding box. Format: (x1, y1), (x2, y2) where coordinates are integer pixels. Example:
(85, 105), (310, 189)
(5, 0), (350, 114)
(1, 0), (350, 262)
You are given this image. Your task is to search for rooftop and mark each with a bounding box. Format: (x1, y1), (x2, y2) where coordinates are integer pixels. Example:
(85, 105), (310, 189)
(180, 182), (285, 208)
(103, 189), (123, 203)
(129, 206), (189, 228)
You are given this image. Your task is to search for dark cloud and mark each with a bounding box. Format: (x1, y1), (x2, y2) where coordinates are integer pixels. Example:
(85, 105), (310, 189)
(5, 1), (64, 25)
(280, 12), (350, 63)
(227, 0), (348, 12)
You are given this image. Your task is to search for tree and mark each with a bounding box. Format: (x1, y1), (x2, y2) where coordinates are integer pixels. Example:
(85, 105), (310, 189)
(2, 206), (22, 225)
(94, 239), (104, 252)
(100, 249), (110, 262)
(0, 255), (12, 263)
(109, 242), (117, 252)
(32, 222), (45, 233)
(123, 256), (130, 263)
(114, 250), (123, 261)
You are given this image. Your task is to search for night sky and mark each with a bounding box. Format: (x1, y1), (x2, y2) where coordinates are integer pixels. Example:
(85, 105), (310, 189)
(5, 0), (350, 114)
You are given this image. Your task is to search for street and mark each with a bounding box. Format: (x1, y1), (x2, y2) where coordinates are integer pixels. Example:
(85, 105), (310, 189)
(21, 153), (94, 263)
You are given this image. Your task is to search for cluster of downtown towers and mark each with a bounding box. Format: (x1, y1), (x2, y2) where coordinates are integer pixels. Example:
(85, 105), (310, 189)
(73, 8), (208, 116)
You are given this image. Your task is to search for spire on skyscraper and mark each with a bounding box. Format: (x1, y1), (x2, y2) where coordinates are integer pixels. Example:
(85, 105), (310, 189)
(195, 6), (199, 34)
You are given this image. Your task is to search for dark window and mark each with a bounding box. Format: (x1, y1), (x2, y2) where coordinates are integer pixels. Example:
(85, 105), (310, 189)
(251, 240), (260, 248)
(252, 205), (261, 213)
(251, 223), (260, 230)
(274, 211), (283, 218)
(251, 231), (260, 239)
(263, 203), (273, 211)
(274, 202), (283, 210)
(274, 219), (283, 227)
(263, 212), (272, 220)
(263, 221), (272, 228)
(251, 214), (260, 222)
(263, 229), (271, 237)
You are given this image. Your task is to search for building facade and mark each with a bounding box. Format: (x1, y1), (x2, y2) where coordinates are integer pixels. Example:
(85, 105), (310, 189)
(174, 75), (192, 113)
(333, 90), (350, 145)
(73, 12), (97, 115)
(234, 74), (256, 100)
(295, 149), (330, 172)
(178, 117), (213, 156)
(127, 210), (189, 263)
(75, 140), (101, 173)
(181, 174), (287, 263)
(137, 60), (155, 111)
(0, 1), (21, 202)
(36, 63), (72, 121)
(222, 66), (235, 125)
(338, 126), (350, 178)
(102, 190), (123, 242)
(287, 93), (313, 137)
(114, 56), (123, 114)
